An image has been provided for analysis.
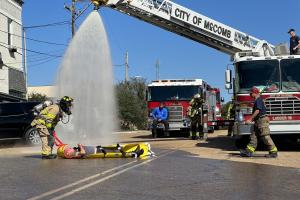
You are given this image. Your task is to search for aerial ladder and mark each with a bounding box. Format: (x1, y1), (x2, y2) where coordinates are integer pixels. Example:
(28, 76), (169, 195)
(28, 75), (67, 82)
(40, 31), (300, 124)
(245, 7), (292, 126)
(92, 0), (275, 58)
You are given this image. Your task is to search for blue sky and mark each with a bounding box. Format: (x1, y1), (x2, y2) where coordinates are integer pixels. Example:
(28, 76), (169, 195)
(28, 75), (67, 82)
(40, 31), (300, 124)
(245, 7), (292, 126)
(23, 0), (300, 101)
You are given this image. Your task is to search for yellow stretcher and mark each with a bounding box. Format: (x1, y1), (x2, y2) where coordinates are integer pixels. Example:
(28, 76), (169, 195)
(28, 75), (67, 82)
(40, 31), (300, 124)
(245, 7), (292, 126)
(57, 143), (154, 159)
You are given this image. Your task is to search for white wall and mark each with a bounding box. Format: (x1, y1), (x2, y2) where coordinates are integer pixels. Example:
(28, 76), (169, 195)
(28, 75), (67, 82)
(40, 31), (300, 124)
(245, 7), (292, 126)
(0, 0), (23, 94)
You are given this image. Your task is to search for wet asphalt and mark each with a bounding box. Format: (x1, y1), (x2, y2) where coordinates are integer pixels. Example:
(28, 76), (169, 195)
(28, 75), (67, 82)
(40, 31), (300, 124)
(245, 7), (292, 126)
(0, 144), (299, 200)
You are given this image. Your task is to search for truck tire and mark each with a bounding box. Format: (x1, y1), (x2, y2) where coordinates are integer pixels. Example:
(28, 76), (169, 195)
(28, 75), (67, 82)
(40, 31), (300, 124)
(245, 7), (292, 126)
(24, 127), (41, 145)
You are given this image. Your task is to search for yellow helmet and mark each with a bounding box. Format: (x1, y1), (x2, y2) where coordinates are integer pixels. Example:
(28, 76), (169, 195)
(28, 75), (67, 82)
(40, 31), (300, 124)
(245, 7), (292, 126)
(57, 144), (68, 158)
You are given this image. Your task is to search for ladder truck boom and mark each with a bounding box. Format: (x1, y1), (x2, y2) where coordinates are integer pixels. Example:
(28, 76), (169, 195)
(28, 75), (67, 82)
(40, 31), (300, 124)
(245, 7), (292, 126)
(93, 0), (274, 57)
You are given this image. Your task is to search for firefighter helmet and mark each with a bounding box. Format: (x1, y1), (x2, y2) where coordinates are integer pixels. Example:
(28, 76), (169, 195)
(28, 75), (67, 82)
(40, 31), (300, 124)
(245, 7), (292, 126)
(59, 96), (73, 115)
(57, 144), (68, 158)
(194, 94), (201, 99)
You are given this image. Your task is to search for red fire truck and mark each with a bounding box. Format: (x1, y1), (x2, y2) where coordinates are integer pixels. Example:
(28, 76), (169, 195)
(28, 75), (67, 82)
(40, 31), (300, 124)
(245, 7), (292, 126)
(226, 56), (300, 147)
(210, 88), (234, 130)
(146, 79), (219, 137)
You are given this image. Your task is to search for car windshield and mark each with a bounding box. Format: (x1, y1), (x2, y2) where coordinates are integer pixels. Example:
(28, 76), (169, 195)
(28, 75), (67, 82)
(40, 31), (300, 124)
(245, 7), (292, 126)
(148, 86), (200, 101)
(281, 58), (300, 92)
(236, 60), (280, 93)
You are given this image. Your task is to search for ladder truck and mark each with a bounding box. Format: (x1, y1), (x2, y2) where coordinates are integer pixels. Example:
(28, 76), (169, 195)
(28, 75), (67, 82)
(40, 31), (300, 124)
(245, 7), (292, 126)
(94, 0), (300, 144)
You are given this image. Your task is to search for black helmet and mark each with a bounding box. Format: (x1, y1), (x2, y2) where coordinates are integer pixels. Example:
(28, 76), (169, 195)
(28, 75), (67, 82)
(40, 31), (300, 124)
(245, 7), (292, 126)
(59, 96), (73, 115)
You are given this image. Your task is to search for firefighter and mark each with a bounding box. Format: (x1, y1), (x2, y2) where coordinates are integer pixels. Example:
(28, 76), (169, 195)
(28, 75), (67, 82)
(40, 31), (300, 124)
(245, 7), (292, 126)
(240, 87), (278, 158)
(31, 96), (74, 159)
(188, 94), (205, 140)
(227, 101), (235, 136)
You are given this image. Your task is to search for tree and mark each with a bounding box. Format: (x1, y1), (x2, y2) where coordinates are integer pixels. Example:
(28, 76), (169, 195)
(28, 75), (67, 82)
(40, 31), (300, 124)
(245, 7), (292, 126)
(116, 78), (148, 130)
(221, 101), (232, 119)
(28, 92), (48, 102)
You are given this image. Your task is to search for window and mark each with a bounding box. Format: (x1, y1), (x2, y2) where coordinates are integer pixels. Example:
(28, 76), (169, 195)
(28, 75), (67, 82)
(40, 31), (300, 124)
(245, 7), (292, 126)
(148, 86), (201, 101)
(236, 60), (280, 93)
(7, 18), (13, 46)
(281, 58), (300, 92)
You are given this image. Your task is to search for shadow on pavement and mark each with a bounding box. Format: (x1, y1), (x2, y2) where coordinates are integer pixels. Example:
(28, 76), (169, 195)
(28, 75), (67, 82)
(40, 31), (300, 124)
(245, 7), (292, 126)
(196, 135), (236, 151)
(24, 155), (41, 159)
(196, 135), (300, 152)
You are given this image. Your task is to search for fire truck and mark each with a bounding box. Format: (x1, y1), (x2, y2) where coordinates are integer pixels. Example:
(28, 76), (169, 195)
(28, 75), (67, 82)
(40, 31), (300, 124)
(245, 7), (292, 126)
(147, 79), (218, 137)
(96, 0), (300, 143)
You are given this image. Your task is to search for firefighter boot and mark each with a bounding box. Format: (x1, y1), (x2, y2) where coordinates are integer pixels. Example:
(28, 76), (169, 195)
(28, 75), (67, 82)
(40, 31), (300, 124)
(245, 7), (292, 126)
(240, 149), (253, 157)
(265, 147), (278, 158)
(265, 146), (278, 158)
(265, 152), (278, 158)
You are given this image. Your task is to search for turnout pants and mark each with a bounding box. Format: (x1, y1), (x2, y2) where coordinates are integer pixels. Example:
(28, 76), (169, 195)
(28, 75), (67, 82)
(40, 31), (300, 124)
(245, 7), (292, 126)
(247, 117), (277, 153)
(190, 117), (203, 137)
(36, 124), (55, 155)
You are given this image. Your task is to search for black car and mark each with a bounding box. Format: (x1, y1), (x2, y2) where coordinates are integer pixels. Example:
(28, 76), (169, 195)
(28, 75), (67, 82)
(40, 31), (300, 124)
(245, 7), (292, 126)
(0, 101), (41, 145)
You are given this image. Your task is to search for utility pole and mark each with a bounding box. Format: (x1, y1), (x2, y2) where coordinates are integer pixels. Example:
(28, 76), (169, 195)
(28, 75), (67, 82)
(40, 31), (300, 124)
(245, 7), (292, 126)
(125, 51), (129, 82)
(66, 0), (92, 38)
(22, 28), (28, 99)
(71, 0), (76, 37)
(64, 1), (93, 37)
(156, 59), (160, 80)
(64, 0), (77, 37)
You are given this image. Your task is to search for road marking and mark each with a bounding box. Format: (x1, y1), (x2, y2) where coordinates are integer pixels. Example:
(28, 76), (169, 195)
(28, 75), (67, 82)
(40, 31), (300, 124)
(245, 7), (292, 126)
(49, 149), (176, 200)
(27, 160), (138, 200)
(27, 146), (181, 200)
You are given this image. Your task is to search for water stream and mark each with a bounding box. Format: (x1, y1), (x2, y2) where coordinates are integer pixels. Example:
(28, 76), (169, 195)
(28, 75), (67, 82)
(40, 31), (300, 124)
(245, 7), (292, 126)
(55, 11), (118, 146)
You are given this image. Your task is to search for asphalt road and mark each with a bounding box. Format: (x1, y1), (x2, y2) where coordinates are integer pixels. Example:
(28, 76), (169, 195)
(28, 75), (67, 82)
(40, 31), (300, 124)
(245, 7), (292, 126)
(0, 130), (299, 200)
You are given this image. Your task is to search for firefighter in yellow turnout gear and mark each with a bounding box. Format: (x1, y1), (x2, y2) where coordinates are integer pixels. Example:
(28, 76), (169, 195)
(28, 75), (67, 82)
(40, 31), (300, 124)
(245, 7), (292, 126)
(31, 96), (73, 159)
(188, 94), (205, 140)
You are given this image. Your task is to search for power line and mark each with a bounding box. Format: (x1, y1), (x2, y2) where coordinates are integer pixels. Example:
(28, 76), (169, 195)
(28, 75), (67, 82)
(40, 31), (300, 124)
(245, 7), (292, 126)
(26, 49), (65, 58)
(23, 21), (70, 29)
(0, 41), (62, 57)
(0, 29), (68, 46)
(4, 56), (60, 65)
(27, 57), (60, 68)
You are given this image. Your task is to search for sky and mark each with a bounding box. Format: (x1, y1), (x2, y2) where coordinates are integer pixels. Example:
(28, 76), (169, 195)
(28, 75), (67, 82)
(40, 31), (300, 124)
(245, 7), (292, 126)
(23, 0), (300, 101)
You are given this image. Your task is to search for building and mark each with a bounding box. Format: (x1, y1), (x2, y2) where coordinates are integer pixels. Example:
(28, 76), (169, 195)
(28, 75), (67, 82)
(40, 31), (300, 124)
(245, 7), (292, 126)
(27, 85), (57, 99)
(0, 0), (25, 102)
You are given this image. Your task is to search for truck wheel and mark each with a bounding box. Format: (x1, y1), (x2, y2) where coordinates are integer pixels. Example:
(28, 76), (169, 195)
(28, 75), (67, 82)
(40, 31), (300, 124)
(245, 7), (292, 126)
(24, 127), (41, 145)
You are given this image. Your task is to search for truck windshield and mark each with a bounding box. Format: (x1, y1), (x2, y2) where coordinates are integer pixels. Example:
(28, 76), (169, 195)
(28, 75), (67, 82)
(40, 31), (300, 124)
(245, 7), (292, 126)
(236, 60), (280, 93)
(148, 86), (200, 101)
(281, 58), (300, 92)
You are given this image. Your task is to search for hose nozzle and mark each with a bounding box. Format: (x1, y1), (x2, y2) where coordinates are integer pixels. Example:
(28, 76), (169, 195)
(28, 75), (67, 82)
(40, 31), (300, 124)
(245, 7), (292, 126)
(91, 0), (108, 10)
